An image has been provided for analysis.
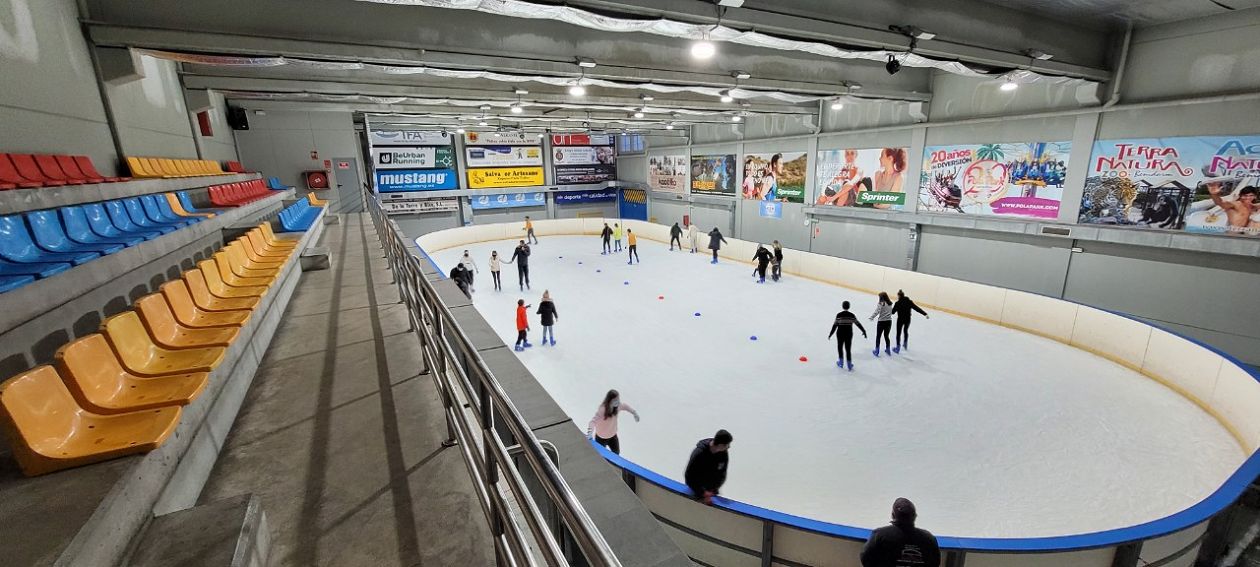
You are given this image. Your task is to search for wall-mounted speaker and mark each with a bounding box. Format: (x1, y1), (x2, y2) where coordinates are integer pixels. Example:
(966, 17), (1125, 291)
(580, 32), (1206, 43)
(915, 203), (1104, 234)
(226, 107), (250, 131)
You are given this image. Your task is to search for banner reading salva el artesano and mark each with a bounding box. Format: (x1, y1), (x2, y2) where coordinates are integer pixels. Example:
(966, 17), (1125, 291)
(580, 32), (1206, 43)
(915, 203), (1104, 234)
(467, 167), (545, 189)
(372, 146), (455, 170)
(741, 152), (807, 203)
(465, 145), (543, 168)
(648, 154), (687, 194)
(1079, 135), (1260, 237)
(918, 142), (1070, 219)
(690, 154), (736, 196)
(815, 148), (909, 209)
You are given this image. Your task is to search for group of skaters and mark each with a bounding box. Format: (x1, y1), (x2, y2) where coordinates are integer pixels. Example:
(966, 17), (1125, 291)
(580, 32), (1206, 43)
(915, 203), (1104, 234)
(829, 290), (929, 371)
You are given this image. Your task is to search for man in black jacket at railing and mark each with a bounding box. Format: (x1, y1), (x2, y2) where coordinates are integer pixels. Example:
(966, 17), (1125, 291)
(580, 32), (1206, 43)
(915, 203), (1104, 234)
(684, 429), (732, 505)
(861, 498), (940, 567)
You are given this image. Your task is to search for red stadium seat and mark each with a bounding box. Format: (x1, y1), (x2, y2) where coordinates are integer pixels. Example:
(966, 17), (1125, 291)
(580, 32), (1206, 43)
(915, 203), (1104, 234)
(0, 154), (50, 188)
(9, 154), (65, 187)
(74, 156), (129, 182)
(34, 154), (86, 185)
(55, 155), (104, 184)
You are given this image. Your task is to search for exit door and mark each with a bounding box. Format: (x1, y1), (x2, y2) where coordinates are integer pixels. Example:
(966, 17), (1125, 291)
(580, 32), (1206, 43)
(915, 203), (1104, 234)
(332, 157), (363, 213)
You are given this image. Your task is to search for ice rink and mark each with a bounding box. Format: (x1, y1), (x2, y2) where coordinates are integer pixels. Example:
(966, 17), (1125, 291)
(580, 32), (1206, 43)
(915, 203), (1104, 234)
(431, 234), (1242, 538)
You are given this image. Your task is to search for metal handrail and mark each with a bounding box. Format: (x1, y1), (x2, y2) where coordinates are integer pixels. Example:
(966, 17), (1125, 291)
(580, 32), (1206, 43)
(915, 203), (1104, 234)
(361, 187), (622, 567)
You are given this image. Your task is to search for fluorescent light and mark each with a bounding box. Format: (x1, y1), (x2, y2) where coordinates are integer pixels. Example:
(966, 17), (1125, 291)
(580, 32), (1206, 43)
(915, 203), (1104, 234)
(731, 115), (742, 122)
(537, 133), (544, 138)
(569, 84), (586, 96)
(478, 120), (488, 126)
(633, 112), (645, 118)
(1000, 79), (1018, 91)
(514, 88), (529, 95)
(456, 128), (465, 134)
(1024, 49), (1053, 61)
(720, 91), (734, 103)
(717, 0), (743, 6)
(830, 100), (843, 110)
(665, 123), (675, 130)
(478, 104), (491, 110)
(731, 70), (751, 80)
(510, 104), (523, 114)
(576, 57), (597, 68)
(641, 94), (655, 102)
(691, 40), (715, 60)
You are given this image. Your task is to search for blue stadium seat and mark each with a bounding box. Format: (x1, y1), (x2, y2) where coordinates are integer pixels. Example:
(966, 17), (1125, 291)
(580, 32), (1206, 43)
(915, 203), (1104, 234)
(123, 198), (183, 232)
(177, 191), (218, 216)
(86, 202), (162, 240)
(60, 206), (145, 247)
(110, 200), (175, 235)
(26, 210), (125, 255)
(140, 194), (197, 228)
(278, 200), (321, 232)
(266, 177), (290, 190)
(0, 258), (71, 278)
(0, 275), (35, 293)
(0, 215), (99, 265)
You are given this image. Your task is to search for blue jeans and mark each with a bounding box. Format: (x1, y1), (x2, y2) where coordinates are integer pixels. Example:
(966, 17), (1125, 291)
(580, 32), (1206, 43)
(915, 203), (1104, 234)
(542, 326), (554, 342)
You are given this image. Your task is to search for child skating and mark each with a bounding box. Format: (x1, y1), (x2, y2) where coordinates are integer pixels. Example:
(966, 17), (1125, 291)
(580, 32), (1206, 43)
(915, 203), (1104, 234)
(829, 301), (867, 371)
(626, 229), (639, 264)
(514, 299), (532, 351)
(870, 292), (894, 357)
(489, 251), (502, 291)
(586, 389), (640, 454)
(536, 290), (558, 346)
(524, 216), (538, 244)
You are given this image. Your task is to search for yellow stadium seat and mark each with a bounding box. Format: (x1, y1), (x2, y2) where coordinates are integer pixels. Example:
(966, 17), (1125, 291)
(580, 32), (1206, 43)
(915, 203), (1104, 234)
(197, 259), (267, 298)
(175, 160), (195, 177)
(306, 193), (329, 207)
(183, 269), (260, 310)
(246, 230), (294, 258)
(165, 193), (214, 219)
(242, 231), (290, 262)
(211, 252), (274, 286)
(143, 158), (174, 178)
(160, 280), (250, 328)
(135, 294), (239, 348)
(55, 334), (208, 414)
(226, 241), (284, 272)
(259, 223), (299, 249)
(159, 159), (186, 177)
(126, 157), (158, 178)
(103, 311), (225, 376)
(0, 366), (181, 476)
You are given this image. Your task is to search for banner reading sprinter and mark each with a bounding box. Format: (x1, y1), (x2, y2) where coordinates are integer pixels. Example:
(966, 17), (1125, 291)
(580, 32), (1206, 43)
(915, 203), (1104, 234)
(375, 168), (459, 192)
(467, 167), (546, 189)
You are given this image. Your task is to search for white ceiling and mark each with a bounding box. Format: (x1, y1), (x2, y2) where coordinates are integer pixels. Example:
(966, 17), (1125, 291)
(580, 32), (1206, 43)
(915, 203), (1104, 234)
(976, 0), (1260, 28)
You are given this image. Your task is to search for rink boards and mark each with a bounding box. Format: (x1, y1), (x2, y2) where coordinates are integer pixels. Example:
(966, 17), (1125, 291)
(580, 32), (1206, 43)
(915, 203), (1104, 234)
(416, 217), (1260, 566)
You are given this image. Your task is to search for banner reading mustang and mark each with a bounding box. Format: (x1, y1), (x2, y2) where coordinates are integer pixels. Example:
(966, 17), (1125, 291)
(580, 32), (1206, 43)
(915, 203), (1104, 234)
(918, 142), (1070, 219)
(1079, 135), (1260, 237)
(815, 147), (909, 209)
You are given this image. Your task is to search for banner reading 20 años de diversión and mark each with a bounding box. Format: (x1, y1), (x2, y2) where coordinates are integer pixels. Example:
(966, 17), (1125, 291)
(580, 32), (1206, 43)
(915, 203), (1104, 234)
(918, 142), (1070, 219)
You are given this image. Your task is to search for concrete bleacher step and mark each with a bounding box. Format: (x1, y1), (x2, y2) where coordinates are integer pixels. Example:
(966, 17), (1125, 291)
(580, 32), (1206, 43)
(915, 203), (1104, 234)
(125, 494), (270, 567)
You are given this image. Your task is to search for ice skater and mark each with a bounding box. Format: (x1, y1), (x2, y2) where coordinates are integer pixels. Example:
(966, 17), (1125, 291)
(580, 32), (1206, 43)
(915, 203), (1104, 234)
(489, 251), (502, 291)
(601, 223), (613, 255)
(508, 240), (531, 291)
(828, 301), (867, 371)
(771, 241), (783, 281)
(524, 216), (538, 244)
(459, 249), (478, 292)
(614, 223), (624, 252)
(586, 389), (639, 454)
(513, 299), (532, 351)
(708, 227), (727, 264)
(670, 222), (683, 250)
(449, 263), (472, 298)
(626, 229), (639, 264)
(892, 289), (929, 353)
(536, 290), (558, 346)
(860, 498), (941, 567)
(752, 244), (772, 283)
(684, 429), (732, 505)
(687, 223), (699, 253)
(870, 292), (894, 357)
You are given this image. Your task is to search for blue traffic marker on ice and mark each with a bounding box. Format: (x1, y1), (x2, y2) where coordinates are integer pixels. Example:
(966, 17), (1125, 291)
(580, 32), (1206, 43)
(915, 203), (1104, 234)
(694, 312), (701, 317)
(750, 336), (758, 341)
(596, 269), (601, 273)
(559, 256), (564, 259)
(624, 281), (630, 285)
(578, 261), (583, 265)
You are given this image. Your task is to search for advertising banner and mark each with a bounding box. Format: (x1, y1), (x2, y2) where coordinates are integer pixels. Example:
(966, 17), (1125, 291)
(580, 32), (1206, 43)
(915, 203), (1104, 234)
(469, 192), (546, 210)
(369, 130), (451, 146)
(690, 154), (737, 196)
(381, 197), (460, 215)
(375, 168), (459, 192)
(648, 154), (688, 194)
(553, 145), (615, 166)
(815, 148), (910, 209)
(555, 188), (618, 204)
(1079, 136), (1260, 237)
(554, 164), (616, 185)
(552, 133), (614, 146)
(465, 145), (544, 168)
(464, 131), (541, 146)
(741, 152), (808, 203)
(918, 142), (1070, 219)
(467, 166), (545, 189)
(372, 146), (455, 170)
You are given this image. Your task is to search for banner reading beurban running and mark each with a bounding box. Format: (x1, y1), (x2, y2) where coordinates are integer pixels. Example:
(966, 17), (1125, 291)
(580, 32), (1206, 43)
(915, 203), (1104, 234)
(918, 142), (1070, 219)
(375, 168), (459, 192)
(369, 130), (451, 146)
(1079, 135), (1260, 237)
(815, 147), (910, 209)
(372, 146), (455, 170)
(464, 145), (544, 168)
(467, 166), (545, 189)
(648, 154), (688, 194)
(690, 154), (737, 196)
(741, 152), (807, 203)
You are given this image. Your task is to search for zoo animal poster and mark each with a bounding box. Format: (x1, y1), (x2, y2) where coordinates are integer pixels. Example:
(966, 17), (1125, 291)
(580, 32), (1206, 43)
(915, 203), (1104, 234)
(1079, 136), (1260, 237)
(741, 152), (808, 203)
(918, 142), (1070, 219)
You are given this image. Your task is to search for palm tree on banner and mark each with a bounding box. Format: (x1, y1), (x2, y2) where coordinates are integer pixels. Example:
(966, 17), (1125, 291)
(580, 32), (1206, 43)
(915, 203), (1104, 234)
(975, 144), (1005, 162)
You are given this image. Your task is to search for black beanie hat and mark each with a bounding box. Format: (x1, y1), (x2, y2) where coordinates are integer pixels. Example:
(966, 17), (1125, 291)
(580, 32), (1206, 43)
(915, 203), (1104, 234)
(892, 498), (917, 523)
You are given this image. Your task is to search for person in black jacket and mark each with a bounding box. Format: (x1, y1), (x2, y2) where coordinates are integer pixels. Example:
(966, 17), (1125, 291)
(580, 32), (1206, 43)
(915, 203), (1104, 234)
(507, 240), (531, 291)
(449, 264), (472, 298)
(600, 223), (613, 255)
(752, 244), (773, 283)
(829, 301), (867, 371)
(670, 222), (683, 250)
(707, 228), (727, 264)
(536, 290), (558, 346)
(684, 429), (732, 504)
(860, 498), (940, 567)
(892, 289), (929, 354)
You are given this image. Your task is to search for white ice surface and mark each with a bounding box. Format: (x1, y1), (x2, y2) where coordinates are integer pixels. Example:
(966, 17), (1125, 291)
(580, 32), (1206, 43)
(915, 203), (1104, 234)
(431, 235), (1243, 539)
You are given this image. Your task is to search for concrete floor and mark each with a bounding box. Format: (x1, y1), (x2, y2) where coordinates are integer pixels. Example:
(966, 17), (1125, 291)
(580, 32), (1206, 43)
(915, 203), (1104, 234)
(200, 214), (495, 566)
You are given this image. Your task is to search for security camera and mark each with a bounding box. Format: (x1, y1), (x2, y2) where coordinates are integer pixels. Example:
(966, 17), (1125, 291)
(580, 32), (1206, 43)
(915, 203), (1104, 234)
(885, 54), (902, 75)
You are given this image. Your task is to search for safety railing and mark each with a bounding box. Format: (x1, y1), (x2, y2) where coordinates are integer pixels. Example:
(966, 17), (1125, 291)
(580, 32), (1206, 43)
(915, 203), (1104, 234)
(362, 187), (621, 567)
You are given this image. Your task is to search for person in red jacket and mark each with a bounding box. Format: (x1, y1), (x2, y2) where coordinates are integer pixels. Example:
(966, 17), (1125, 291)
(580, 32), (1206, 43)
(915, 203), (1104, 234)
(514, 299), (532, 351)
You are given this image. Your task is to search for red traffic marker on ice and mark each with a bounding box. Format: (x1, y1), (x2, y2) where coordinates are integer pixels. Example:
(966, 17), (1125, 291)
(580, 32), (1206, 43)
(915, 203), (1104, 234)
(658, 295), (664, 300)
(799, 356), (808, 362)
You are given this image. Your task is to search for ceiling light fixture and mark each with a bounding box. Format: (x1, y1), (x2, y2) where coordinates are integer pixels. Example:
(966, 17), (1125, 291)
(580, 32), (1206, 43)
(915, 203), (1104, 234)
(731, 70), (751, 80)
(666, 123), (675, 130)
(569, 83), (586, 96)
(478, 120), (488, 126)
(1000, 78), (1018, 91)
(456, 128), (466, 134)
(1024, 49), (1053, 61)
(576, 57), (597, 68)
(691, 38), (716, 60)
(889, 25), (935, 40)
(720, 90), (734, 103)
(633, 111), (645, 118)
(731, 115), (742, 122)
(479, 104), (491, 110)
(511, 104), (523, 114)
(514, 88), (529, 95)
(830, 99), (844, 110)
(641, 94), (655, 102)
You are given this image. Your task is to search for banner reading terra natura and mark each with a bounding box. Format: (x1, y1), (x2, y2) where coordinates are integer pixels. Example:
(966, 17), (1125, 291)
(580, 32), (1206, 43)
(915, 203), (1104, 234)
(918, 142), (1071, 219)
(1080, 135), (1260, 237)
(815, 148), (910, 209)
(648, 154), (688, 194)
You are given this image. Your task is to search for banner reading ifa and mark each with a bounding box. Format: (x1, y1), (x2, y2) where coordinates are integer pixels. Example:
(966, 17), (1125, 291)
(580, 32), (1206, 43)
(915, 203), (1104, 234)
(372, 146), (455, 170)
(741, 152), (808, 203)
(690, 154), (737, 196)
(375, 169), (459, 192)
(465, 145), (543, 168)
(469, 192), (546, 210)
(467, 167), (545, 189)
(369, 130), (451, 146)
(1079, 135), (1260, 236)
(648, 154), (688, 194)
(554, 189), (617, 204)
(815, 148), (910, 209)
(918, 142), (1070, 219)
